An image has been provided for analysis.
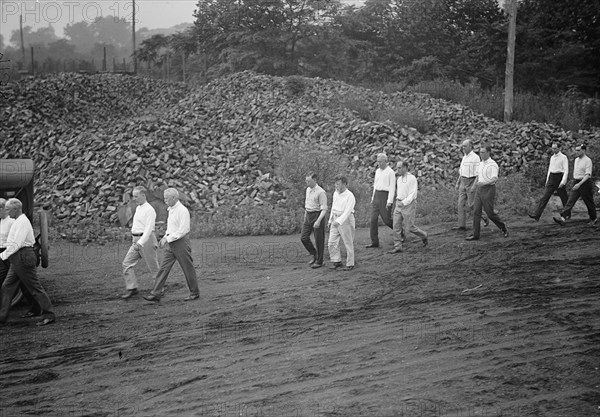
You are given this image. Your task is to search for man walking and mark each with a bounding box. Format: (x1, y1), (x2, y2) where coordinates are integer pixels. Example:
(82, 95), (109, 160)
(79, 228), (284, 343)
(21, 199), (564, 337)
(366, 153), (395, 248)
(453, 139), (488, 231)
(328, 175), (356, 271)
(143, 188), (200, 302)
(0, 199), (56, 326)
(301, 173), (328, 269)
(466, 146), (509, 241)
(0, 199), (15, 288)
(389, 161), (428, 253)
(553, 144), (597, 226)
(121, 186), (160, 299)
(529, 142), (569, 221)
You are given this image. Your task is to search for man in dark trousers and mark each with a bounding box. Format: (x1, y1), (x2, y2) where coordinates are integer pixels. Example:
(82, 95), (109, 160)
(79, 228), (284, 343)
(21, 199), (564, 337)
(366, 153), (395, 248)
(0, 198), (56, 326)
(144, 188), (200, 302)
(529, 142), (569, 221)
(554, 144), (597, 227)
(466, 146), (509, 241)
(300, 173), (328, 269)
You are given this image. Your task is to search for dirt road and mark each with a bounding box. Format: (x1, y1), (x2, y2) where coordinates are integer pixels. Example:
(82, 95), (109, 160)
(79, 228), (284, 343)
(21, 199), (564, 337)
(1, 214), (599, 416)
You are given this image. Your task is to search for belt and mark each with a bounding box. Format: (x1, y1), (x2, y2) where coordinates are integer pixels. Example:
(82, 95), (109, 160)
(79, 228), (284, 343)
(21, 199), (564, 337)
(549, 172), (564, 174)
(461, 176), (477, 179)
(375, 190), (389, 192)
(305, 210), (322, 213)
(132, 233), (143, 237)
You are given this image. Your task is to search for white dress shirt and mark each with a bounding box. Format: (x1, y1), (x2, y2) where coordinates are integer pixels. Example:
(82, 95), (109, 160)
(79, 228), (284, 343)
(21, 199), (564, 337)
(476, 158), (499, 186)
(573, 155), (593, 181)
(165, 201), (191, 243)
(459, 151), (481, 178)
(329, 189), (356, 225)
(372, 166), (396, 204)
(396, 173), (419, 206)
(546, 152), (569, 185)
(0, 216), (15, 249)
(131, 202), (156, 247)
(0, 214), (35, 261)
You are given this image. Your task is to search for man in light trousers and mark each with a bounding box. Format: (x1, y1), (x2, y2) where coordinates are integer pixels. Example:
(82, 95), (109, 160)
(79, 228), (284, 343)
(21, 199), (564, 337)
(454, 139), (488, 231)
(121, 186), (160, 299)
(328, 175), (356, 271)
(389, 161), (428, 253)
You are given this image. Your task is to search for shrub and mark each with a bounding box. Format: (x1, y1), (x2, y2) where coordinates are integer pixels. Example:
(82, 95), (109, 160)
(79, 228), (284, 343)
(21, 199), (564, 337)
(284, 75), (307, 97)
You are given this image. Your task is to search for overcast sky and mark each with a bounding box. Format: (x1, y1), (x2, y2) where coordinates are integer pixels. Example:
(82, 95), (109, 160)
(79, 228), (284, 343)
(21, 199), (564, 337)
(0, 0), (199, 44)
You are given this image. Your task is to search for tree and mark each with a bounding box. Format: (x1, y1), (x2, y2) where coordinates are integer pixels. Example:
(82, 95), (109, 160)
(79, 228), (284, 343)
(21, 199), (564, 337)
(10, 25), (58, 47)
(515, 0), (600, 94)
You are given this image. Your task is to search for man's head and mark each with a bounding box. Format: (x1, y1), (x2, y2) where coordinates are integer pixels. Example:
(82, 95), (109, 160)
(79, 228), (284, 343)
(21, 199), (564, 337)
(396, 160), (409, 176)
(376, 153), (388, 170)
(5, 198), (23, 219)
(334, 175), (348, 193)
(479, 145), (491, 161)
(132, 186), (148, 206)
(305, 173), (317, 189)
(163, 188), (179, 207)
(575, 144), (586, 158)
(462, 140), (473, 154)
(551, 142), (561, 155)
(0, 198), (7, 219)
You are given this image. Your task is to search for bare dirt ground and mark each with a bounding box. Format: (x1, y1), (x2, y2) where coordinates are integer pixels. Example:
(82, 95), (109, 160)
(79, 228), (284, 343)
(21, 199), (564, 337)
(1, 210), (599, 417)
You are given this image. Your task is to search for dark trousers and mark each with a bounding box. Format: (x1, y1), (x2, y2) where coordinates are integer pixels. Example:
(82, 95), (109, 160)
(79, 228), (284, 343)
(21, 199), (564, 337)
(560, 180), (597, 220)
(150, 236), (199, 297)
(533, 172), (569, 218)
(301, 211), (325, 264)
(370, 190), (393, 245)
(0, 248), (55, 322)
(473, 185), (506, 239)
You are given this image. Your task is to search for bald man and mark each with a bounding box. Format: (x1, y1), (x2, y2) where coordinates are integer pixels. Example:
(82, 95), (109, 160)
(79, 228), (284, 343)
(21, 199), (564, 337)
(453, 139), (488, 231)
(366, 152), (395, 248)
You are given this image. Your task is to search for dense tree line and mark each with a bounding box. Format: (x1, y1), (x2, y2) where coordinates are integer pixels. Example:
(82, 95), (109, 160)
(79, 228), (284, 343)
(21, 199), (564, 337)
(136, 0), (599, 96)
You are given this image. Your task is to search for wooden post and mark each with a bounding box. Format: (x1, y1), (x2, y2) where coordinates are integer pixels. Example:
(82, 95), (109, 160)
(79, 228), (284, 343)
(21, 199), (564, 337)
(103, 46), (107, 71)
(20, 15), (25, 64)
(30, 46), (34, 75)
(182, 51), (186, 83)
(504, 0), (517, 122)
(132, 0), (137, 74)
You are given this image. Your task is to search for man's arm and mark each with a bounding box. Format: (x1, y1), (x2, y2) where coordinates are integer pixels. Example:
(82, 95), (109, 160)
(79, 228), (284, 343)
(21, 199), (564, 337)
(166, 207), (190, 242)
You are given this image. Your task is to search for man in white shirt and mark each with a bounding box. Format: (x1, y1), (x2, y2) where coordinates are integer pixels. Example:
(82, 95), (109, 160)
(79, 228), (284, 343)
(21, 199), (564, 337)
(301, 173), (328, 269)
(121, 186), (160, 299)
(144, 188), (200, 302)
(529, 142), (569, 221)
(466, 146), (508, 241)
(554, 144), (597, 226)
(0, 199), (55, 326)
(328, 175), (356, 271)
(454, 139), (488, 231)
(366, 153), (395, 248)
(0, 198), (15, 288)
(389, 161), (428, 253)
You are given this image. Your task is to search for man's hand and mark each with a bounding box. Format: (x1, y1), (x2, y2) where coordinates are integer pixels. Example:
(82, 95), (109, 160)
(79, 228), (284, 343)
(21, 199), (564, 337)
(559, 183), (566, 188)
(386, 202), (392, 209)
(573, 183), (580, 191)
(133, 242), (141, 251)
(314, 220), (321, 228)
(332, 220), (340, 227)
(396, 201), (404, 208)
(159, 237), (168, 248)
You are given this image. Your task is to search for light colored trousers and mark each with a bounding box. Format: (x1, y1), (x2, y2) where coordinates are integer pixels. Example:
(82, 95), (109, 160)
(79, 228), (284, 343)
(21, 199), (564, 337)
(328, 213), (355, 267)
(122, 233), (160, 290)
(393, 200), (427, 250)
(457, 176), (477, 228)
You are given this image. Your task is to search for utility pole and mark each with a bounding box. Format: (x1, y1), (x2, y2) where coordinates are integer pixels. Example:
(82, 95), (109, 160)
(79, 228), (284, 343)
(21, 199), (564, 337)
(19, 15), (25, 64)
(504, 0), (517, 122)
(132, 0), (137, 74)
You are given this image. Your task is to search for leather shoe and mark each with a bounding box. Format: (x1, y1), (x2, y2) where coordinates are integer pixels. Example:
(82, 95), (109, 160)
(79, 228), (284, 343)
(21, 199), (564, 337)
(183, 295), (199, 301)
(422, 236), (428, 247)
(388, 248), (403, 254)
(308, 256), (317, 265)
(553, 216), (566, 226)
(589, 219), (598, 227)
(330, 262), (343, 270)
(365, 243), (379, 248)
(503, 227), (509, 238)
(21, 311), (41, 318)
(483, 217), (489, 227)
(342, 265), (354, 271)
(121, 289), (138, 299)
(528, 214), (539, 222)
(36, 317), (55, 327)
(311, 263), (323, 269)
(465, 235), (479, 241)
(143, 294), (160, 302)
(451, 226), (466, 231)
